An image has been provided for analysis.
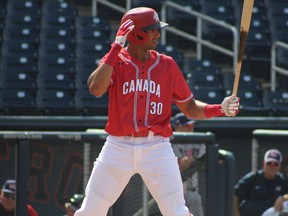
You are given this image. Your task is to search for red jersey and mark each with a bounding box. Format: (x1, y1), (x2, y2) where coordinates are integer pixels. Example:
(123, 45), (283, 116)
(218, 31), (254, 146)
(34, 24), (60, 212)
(99, 48), (193, 137)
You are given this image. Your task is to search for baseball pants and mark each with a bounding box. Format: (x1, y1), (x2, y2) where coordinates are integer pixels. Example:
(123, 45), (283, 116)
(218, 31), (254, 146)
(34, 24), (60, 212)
(75, 134), (192, 216)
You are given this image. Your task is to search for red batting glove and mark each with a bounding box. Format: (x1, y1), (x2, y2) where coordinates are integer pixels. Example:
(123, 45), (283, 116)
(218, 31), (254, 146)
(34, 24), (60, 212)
(104, 19), (134, 66)
(112, 19), (135, 48)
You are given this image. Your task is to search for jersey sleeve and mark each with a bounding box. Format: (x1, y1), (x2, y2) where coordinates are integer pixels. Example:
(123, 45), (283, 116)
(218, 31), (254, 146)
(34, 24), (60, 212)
(170, 59), (193, 104)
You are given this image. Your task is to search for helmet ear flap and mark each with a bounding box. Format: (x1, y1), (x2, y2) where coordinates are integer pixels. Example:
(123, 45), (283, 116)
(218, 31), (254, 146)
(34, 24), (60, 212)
(127, 28), (149, 45)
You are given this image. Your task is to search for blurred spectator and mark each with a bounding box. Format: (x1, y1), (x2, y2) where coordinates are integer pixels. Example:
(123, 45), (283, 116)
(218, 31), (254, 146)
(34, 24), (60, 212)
(172, 112), (196, 132)
(64, 194), (84, 216)
(0, 179), (39, 216)
(172, 113), (205, 216)
(234, 149), (288, 216)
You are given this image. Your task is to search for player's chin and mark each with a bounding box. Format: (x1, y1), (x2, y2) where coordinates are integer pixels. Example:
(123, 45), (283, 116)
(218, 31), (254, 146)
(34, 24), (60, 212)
(151, 39), (159, 49)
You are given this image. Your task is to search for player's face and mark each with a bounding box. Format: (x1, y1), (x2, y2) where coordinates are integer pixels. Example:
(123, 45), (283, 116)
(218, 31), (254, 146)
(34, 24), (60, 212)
(0, 191), (15, 212)
(263, 161), (280, 179)
(143, 29), (161, 49)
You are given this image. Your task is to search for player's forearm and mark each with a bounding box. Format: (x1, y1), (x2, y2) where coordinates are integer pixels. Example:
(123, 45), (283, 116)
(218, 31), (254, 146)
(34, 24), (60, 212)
(87, 43), (123, 97)
(179, 95), (240, 118)
(178, 99), (213, 119)
(233, 195), (241, 216)
(87, 64), (112, 97)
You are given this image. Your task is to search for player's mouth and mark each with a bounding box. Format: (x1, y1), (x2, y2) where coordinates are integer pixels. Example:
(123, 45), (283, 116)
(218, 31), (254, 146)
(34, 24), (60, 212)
(153, 38), (158, 44)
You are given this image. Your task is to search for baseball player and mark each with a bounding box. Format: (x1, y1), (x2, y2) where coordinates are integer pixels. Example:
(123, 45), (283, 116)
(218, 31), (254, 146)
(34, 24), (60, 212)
(75, 7), (240, 216)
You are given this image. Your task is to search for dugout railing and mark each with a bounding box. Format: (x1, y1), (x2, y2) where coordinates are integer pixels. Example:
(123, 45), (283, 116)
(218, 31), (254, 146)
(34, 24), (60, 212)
(0, 130), (234, 216)
(270, 41), (288, 91)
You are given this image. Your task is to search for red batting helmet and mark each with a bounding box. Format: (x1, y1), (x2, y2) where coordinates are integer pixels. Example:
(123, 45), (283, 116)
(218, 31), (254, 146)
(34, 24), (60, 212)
(120, 7), (169, 45)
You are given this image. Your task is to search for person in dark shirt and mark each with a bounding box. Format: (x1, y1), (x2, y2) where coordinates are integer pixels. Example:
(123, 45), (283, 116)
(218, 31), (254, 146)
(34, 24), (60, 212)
(234, 149), (288, 216)
(0, 179), (39, 216)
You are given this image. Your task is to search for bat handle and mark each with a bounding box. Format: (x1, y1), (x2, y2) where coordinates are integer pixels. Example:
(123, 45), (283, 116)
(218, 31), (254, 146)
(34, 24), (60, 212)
(232, 62), (242, 97)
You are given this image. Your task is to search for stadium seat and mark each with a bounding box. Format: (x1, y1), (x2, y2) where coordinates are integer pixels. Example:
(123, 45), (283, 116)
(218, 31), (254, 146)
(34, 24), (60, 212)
(0, 1), (6, 19)
(75, 55), (101, 73)
(75, 71), (90, 90)
(0, 54), (38, 74)
(39, 41), (75, 58)
(192, 89), (226, 104)
(75, 16), (111, 36)
(42, 1), (78, 16)
(75, 56), (100, 88)
(75, 41), (110, 57)
(202, 1), (235, 48)
(5, 12), (41, 29)
(37, 89), (76, 115)
(0, 89), (38, 115)
(0, 2), (6, 46)
(6, 0), (42, 15)
(166, 0), (201, 35)
(234, 90), (272, 116)
(41, 12), (76, 30)
(267, 1), (288, 18)
(37, 73), (75, 91)
(224, 73), (263, 97)
(202, 2), (234, 23)
(75, 88), (108, 116)
(38, 55), (76, 75)
(186, 59), (222, 74)
(40, 26), (76, 44)
(186, 73), (225, 91)
(268, 10), (288, 43)
(263, 90), (288, 116)
(131, 0), (163, 13)
(1, 40), (38, 58)
(3, 24), (40, 43)
(76, 26), (110, 44)
(244, 30), (271, 78)
(156, 45), (185, 70)
(0, 71), (37, 90)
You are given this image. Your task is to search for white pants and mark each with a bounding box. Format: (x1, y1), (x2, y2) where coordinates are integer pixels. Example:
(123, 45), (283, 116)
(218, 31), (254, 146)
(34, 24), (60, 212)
(75, 135), (192, 216)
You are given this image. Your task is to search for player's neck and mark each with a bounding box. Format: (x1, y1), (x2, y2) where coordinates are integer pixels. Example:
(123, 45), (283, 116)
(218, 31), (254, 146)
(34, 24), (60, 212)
(127, 45), (150, 62)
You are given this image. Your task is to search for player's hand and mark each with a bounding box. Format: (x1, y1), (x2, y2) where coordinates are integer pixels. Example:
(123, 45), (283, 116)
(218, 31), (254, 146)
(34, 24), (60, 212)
(274, 196), (285, 212)
(221, 95), (240, 116)
(113, 19), (135, 48)
(195, 144), (206, 159)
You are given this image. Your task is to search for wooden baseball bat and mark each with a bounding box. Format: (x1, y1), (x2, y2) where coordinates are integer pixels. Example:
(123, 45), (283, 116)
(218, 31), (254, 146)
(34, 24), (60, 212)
(232, 0), (254, 96)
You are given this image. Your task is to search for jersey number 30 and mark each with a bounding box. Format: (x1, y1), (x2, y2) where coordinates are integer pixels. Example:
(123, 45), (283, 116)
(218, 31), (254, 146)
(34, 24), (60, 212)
(150, 102), (163, 115)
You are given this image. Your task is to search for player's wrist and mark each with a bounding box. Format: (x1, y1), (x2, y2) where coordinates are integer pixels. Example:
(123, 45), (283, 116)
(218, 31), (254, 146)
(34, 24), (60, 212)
(282, 194), (288, 201)
(104, 44), (122, 67)
(204, 104), (224, 118)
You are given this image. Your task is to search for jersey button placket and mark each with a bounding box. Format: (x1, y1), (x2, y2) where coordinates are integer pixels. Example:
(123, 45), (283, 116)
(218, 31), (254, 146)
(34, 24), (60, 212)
(137, 66), (147, 128)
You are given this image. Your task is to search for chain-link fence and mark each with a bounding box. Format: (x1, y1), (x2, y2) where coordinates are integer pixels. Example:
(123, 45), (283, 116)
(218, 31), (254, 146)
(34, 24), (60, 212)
(0, 130), (233, 216)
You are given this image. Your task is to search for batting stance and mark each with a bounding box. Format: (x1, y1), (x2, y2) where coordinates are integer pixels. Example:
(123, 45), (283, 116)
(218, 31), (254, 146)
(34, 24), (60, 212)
(75, 7), (240, 216)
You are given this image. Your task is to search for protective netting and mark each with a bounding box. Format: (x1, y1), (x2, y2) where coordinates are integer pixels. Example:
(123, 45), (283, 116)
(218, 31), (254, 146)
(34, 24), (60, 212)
(0, 133), (207, 216)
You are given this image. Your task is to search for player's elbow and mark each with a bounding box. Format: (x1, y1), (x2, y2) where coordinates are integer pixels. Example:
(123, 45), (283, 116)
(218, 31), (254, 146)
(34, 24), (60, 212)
(88, 84), (106, 97)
